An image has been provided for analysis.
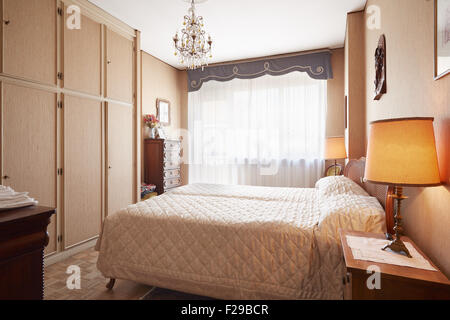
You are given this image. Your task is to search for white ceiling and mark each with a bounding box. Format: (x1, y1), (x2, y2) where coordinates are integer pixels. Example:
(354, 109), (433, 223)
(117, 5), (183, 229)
(89, 0), (367, 70)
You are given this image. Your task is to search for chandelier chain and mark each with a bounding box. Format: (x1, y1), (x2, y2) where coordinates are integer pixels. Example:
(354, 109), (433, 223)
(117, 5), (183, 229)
(173, 0), (212, 69)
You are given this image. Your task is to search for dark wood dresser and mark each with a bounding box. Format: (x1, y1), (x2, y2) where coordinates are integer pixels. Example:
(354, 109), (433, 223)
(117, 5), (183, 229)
(144, 139), (182, 195)
(0, 206), (55, 300)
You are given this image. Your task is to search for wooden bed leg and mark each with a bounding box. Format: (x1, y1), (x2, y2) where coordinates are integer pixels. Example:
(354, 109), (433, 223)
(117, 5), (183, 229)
(106, 278), (116, 290)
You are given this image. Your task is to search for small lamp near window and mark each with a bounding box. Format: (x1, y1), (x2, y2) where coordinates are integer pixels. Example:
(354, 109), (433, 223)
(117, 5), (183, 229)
(324, 137), (347, 176)
(364, 117), (441, 258)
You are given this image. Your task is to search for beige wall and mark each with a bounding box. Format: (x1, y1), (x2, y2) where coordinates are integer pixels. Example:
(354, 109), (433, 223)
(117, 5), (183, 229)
(326, 48), (346, 168)
(362, 0), (450, 276)
(178, 71), (189, 184)
(327, 48), (346, 137)
(141, 51), (188, 183)
(345, 11), (366, 160)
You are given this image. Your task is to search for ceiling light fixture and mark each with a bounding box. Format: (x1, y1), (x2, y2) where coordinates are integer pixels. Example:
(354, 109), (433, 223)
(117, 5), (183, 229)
(173, 0), (213, 70)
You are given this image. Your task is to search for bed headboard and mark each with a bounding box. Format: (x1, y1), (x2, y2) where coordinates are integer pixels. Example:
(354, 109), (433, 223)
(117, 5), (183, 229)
(344, 157), (394, 234)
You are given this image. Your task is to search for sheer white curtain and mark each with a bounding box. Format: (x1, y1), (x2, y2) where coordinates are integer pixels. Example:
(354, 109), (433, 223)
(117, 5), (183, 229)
(188, 71), (327, 188)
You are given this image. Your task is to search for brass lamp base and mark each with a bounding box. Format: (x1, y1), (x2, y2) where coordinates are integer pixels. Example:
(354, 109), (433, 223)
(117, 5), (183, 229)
(382, 186), (413, 258)
(382, 238), (412, 258)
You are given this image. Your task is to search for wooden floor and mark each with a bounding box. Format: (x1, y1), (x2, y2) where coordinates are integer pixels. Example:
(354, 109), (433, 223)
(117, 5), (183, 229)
(44, 247), (151, 300)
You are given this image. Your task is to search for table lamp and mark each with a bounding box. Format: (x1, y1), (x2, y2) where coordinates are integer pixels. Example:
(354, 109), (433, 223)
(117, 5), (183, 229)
(324, 137), (347, 175)
(364, 117), (441, 258)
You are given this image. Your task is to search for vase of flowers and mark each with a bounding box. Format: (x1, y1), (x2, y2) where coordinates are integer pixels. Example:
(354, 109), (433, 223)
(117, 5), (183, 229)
(143, 114), (160, 139)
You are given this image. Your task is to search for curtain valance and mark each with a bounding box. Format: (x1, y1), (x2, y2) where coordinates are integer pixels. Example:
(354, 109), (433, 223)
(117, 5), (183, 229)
(187, 51), (332, 92)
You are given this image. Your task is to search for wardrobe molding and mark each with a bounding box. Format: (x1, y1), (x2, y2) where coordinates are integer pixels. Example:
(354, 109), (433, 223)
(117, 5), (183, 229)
(61, 0), (136, 41)
(134, 31), (142, 201)
(44, 238), (98, 267)
(0, 74), (133, 107)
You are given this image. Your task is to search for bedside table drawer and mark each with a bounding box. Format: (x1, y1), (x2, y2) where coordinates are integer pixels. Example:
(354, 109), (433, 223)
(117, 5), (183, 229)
(347, 269), (450, 300)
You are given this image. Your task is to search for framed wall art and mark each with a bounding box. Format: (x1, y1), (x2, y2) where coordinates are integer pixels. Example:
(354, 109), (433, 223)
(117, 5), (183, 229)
(156, 99), (171, 126)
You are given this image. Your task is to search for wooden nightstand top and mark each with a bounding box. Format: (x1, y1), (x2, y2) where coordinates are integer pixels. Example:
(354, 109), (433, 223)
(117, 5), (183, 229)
(340, 230), (450, 286)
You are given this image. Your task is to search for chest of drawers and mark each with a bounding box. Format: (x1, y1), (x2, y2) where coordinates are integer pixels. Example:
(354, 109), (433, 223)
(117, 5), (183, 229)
(144, 139), (182, 195)
(0, 206), (55, 300)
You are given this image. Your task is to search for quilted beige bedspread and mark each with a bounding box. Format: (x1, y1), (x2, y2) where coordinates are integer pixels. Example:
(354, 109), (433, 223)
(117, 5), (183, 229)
(96, 184), (385, 300)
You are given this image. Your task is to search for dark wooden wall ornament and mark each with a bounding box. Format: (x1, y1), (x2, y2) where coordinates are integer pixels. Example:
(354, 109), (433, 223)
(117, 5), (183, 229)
(374, 34), (387, 100)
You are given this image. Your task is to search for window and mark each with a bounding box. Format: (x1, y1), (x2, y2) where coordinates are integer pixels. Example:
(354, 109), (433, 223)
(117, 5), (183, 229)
(188, 71), (327, 187)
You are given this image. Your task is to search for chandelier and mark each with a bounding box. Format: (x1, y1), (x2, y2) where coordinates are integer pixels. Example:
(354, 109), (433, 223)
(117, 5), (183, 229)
(173, 0), (213, 70)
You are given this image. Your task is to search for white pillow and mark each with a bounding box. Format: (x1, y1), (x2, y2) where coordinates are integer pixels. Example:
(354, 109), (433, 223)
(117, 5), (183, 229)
(318, 194), (386, 241)
(315, 175), (369, 197)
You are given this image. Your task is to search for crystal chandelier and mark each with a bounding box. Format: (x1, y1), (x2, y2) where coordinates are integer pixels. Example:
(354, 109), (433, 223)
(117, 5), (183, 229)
(173, 0), (213, 70)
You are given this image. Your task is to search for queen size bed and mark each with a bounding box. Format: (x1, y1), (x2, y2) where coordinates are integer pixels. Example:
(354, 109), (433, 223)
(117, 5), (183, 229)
(96, 158), (394, 299)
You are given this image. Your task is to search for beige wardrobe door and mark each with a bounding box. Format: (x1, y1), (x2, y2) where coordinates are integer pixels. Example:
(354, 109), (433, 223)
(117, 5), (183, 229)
(3, 0), (56, 84)
(63, 8), (101, 95)
(106, 103), (133, 216)
(2, 84), (57, 254)
(106, 29), (133, 103)
(64, 95), (102, 248)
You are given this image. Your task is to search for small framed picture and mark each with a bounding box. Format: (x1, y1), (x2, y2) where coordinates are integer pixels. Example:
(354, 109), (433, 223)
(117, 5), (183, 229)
(434, 0), (450, 80)
(157, 99), (171, 126)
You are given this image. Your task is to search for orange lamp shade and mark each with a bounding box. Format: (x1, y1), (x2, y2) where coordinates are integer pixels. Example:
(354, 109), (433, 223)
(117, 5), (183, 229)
(364, 117), (441, 186)
(324, 137), (347, 160)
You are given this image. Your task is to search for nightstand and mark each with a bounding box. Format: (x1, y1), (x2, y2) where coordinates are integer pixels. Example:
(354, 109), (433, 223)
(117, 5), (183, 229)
(340, 230), (450, 300)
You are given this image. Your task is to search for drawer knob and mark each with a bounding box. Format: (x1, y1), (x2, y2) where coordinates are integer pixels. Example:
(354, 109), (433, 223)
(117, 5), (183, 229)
(342, 273), (351, 284)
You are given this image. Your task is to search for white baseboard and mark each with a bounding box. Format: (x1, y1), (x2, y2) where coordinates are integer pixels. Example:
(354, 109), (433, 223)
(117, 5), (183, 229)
(44, 238), (98, 267)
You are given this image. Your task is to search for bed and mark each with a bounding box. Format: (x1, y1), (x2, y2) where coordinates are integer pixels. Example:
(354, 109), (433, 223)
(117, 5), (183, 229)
(96, 158), (394, 299)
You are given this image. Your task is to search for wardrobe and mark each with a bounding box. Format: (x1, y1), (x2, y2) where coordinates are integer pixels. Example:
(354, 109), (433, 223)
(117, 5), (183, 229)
(0, 0), (141, 256)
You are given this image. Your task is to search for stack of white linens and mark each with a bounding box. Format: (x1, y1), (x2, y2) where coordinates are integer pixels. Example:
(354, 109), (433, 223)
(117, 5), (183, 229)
(0, 185), (38, 210)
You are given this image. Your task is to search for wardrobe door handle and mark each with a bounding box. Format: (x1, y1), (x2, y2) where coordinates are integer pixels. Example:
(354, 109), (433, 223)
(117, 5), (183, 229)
(4, 20), (10, 25)
(3, 175), (10, 180)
